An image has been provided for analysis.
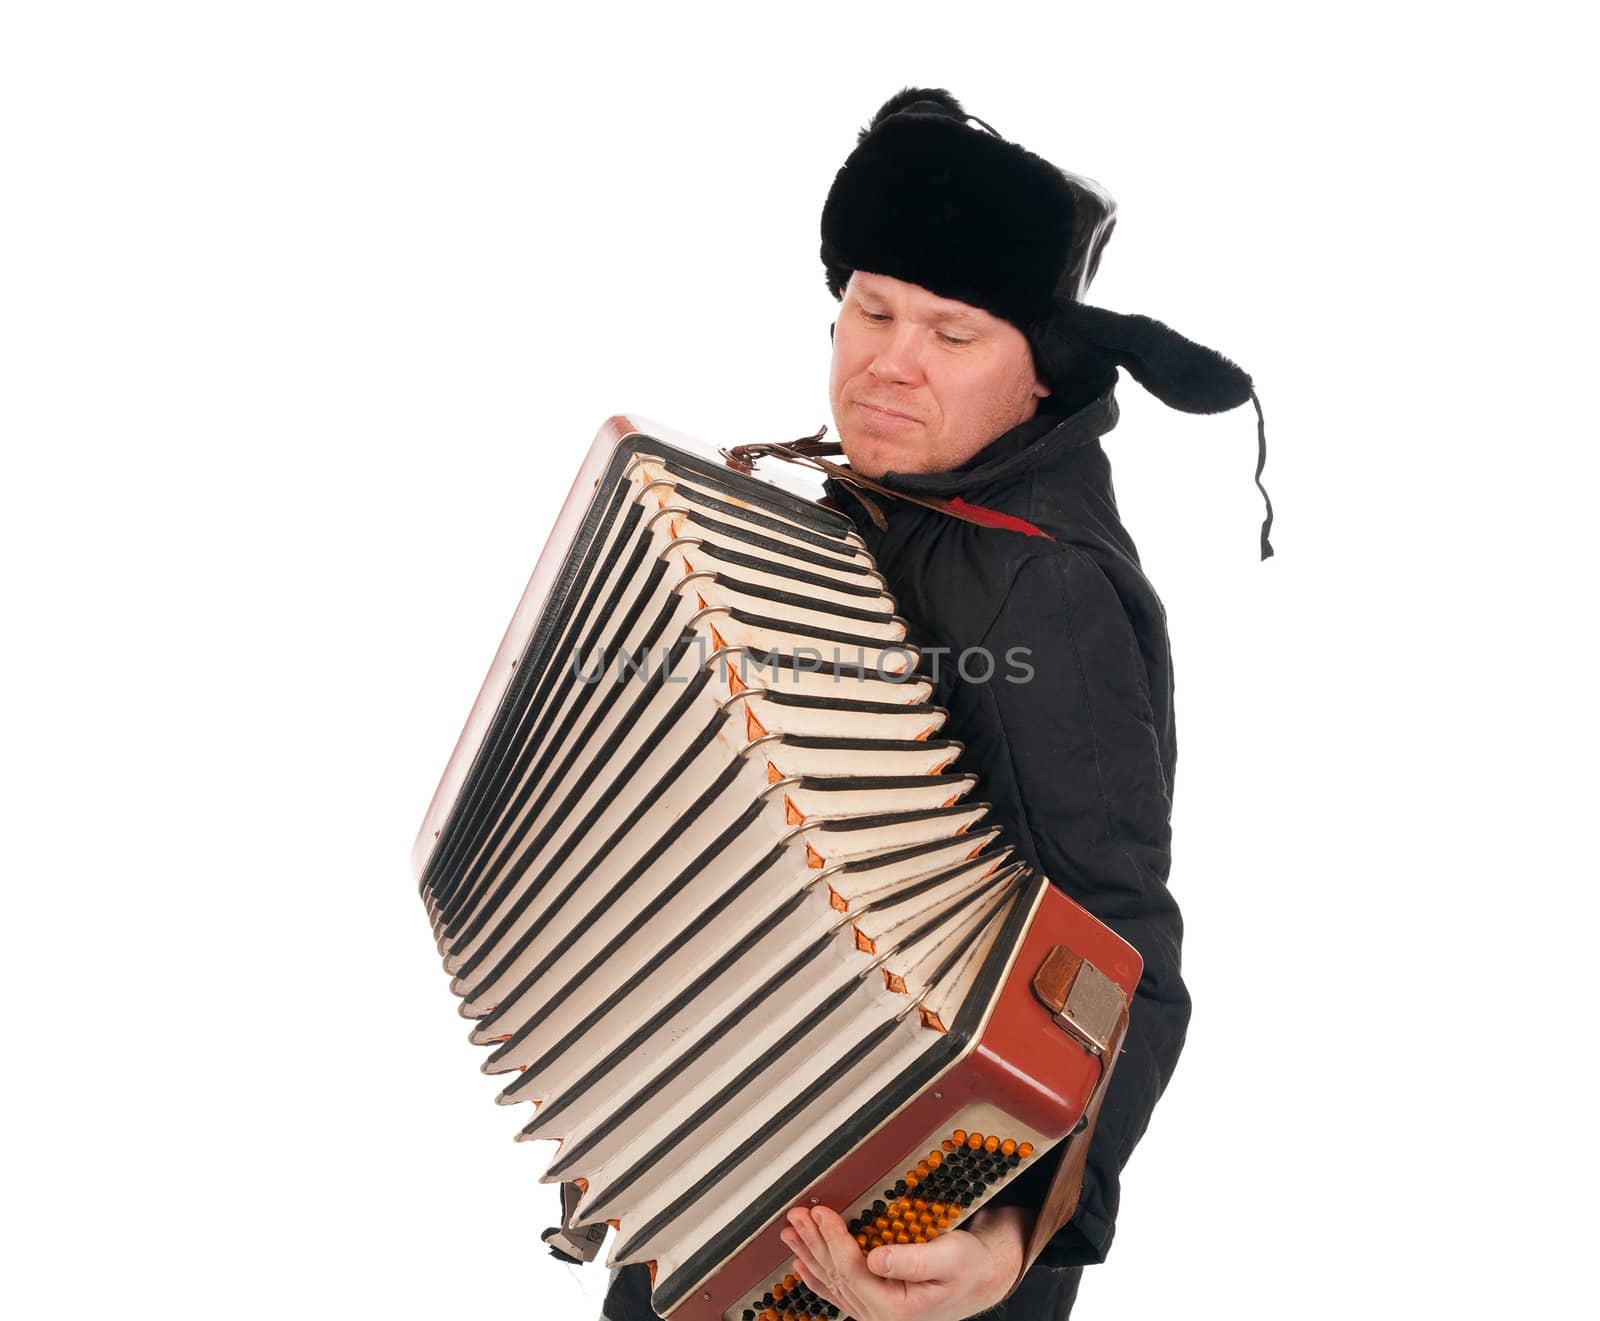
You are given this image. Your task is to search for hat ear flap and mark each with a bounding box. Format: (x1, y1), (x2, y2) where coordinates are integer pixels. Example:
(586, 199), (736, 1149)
(1054, 301), (1253, 414)
(1027, 312), (1120, 416)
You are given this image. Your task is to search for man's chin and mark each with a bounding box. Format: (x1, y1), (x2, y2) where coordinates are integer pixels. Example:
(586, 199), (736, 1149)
(839, 428), (923, 480)
(838, 437), (892, 480)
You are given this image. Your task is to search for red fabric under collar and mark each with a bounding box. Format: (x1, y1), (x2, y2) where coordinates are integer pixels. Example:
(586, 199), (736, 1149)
(945, 497), (1056, 541)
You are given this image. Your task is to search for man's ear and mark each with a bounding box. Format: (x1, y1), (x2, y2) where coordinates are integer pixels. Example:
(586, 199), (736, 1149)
(1033, 378), (1051, 398)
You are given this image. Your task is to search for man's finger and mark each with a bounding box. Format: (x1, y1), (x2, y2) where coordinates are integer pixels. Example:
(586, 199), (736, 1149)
(779, 1225), (828, 1292)
(807, 1207), (880, 1301)
(866, 1234), (963, 1283)
(788, 1246), (843, 1310)
(777, 1209), (838, 1292)
(810, 1204), (869, 1270)
(790, 1221), (873, 1318)
(784, 1209), (835, 1278)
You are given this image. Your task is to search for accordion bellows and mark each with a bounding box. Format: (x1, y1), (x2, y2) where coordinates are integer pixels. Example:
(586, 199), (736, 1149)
(413, 417), (1141, 1321)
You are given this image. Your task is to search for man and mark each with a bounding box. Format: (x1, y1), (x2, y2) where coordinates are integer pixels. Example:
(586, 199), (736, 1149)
(603, 88), (1270, 1321)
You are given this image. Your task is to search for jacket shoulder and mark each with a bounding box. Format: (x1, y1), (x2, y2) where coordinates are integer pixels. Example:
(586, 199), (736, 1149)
(978, 539), (1125, 632)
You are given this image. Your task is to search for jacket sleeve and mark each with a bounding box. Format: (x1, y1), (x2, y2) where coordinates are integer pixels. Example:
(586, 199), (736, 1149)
(972, 546), (1192, 1270)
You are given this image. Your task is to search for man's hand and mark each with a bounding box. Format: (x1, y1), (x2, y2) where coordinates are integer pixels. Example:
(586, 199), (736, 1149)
(779, 1202), (1029, 1321)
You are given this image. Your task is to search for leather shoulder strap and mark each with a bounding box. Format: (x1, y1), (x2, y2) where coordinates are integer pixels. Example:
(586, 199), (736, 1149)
(725, 437), (1056, 540)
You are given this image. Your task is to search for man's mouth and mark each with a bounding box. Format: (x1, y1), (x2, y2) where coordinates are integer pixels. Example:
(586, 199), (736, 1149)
(855, 401), (920, 424)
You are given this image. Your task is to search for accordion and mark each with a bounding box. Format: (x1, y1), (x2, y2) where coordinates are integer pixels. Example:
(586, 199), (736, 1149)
(412, 416), (1140, 1321)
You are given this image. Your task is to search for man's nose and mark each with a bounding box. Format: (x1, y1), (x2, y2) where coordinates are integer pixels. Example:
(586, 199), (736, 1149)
(868, 324), (923, 384)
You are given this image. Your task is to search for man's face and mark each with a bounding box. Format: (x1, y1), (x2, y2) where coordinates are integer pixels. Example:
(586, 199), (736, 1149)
(828, 271), (1050, 479)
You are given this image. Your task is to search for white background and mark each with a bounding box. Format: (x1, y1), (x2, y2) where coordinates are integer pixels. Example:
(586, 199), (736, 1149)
(3, 3), (1593, 1318)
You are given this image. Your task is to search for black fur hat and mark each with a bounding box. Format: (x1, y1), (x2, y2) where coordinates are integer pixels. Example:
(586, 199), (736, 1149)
(820, 89), (1108, 329)
(820, 88), (1274, 557)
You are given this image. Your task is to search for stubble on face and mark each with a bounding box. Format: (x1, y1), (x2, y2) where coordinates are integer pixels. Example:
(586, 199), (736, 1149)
(828, 272), (1048, 480)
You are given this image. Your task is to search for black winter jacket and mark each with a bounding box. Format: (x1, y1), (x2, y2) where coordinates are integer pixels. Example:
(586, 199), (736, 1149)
(824, 383), (1191, 1287)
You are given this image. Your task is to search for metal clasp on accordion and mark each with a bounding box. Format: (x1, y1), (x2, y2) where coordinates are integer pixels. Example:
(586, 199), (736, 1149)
(1031, 946), (1126, 1057)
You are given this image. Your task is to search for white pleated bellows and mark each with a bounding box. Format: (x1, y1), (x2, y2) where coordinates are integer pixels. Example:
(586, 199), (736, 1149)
(416, 432), (1038, 1309)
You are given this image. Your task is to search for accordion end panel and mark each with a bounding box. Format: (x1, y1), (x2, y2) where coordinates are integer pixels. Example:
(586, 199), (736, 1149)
(666, 882), (1140, 1321)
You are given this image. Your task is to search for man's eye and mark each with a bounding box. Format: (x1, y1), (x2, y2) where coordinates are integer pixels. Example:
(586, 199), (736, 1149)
(862, 310), (891, 322)
(939, 333), (971, 346)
